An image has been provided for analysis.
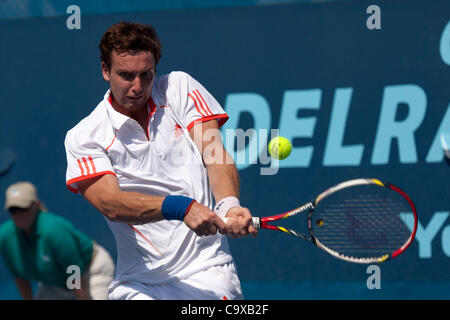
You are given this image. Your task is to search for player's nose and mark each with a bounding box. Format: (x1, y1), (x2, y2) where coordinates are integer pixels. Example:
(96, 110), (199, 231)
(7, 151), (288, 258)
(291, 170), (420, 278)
(131, 77), (144, 94)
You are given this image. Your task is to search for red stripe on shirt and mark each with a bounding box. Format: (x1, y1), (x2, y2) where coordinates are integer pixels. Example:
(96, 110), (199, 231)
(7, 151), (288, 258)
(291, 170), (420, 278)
(128, 224), (163, 256)
(82, 157), (90, 175)
(66, 171), (117, 194)
(192, 90), (212, 116)
(77, 159), (85, 176)
(187, 113), (230, 132)
(188, 93), (206, 117)
(88, 156), (96, 174)
(195, 89), (213, 115)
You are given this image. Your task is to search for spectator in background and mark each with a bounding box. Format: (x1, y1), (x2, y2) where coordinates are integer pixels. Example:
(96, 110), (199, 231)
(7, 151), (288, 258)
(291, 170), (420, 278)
(0, 181), (115, 300)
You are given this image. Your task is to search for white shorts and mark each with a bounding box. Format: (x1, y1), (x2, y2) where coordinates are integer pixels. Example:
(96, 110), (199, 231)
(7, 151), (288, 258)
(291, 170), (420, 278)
(108, 262), (244, 300)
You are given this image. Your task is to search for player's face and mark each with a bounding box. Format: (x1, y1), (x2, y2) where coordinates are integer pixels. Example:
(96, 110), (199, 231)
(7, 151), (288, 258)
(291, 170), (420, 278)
(102, 50), (155, 114)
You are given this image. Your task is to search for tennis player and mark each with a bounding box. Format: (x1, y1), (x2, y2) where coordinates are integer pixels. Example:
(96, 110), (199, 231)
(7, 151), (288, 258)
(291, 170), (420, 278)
(64, 21), (257, 300)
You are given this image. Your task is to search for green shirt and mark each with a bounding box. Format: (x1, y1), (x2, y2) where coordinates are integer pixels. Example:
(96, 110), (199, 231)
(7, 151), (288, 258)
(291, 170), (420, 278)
(0, 211), (93, 287)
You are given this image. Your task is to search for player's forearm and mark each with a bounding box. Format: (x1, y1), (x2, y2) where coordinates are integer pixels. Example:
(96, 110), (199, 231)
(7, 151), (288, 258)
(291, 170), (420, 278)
(91, 190), (165, 225)
(205, 150), (240, 202)
(78, 175), (165, 225)
(205, 149), (257, 238)
(190, 120), (239, 201)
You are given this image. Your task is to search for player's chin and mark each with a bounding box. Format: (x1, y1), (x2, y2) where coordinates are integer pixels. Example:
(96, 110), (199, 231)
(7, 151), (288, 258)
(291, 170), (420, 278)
(126, 97), (147, 108)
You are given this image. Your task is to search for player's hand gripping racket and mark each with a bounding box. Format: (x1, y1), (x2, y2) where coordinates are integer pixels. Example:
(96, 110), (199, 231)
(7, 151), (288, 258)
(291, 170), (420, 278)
(224, 178), (418, 264)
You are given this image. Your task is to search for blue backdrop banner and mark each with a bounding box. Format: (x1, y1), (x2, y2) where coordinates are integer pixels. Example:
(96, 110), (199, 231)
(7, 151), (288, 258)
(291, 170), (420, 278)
(0, 0), (449, 299)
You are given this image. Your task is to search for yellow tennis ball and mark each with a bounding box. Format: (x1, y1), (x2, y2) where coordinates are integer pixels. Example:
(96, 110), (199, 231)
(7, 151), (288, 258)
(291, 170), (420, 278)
(268, 136), (292, 160)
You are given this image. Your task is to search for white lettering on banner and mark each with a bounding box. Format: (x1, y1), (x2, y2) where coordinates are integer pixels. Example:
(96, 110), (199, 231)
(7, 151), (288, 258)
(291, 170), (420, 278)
(426, 102), (450, 162)
(402, 212), (450, 259)
(440, 20), (450, 65)
(323, 87), (363, 166)
(278, 89), (321, 168)
(371, 85), (427, 164)
(223, 85), (450, 168)
(221, 23), (450, 168)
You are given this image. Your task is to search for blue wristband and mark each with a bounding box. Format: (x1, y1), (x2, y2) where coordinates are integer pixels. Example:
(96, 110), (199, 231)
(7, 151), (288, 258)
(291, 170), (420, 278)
(161, 195), (196, 221)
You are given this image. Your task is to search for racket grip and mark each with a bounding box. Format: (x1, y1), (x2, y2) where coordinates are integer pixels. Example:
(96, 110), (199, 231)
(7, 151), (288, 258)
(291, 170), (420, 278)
(222, 216), (261, 229)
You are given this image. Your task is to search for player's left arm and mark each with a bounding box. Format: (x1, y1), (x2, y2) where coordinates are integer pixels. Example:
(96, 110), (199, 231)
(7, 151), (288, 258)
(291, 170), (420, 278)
(189, 119), (258, 238)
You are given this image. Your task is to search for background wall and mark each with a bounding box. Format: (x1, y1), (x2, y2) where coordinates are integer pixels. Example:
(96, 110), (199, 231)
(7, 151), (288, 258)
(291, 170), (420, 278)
(0, 0), (449, 299)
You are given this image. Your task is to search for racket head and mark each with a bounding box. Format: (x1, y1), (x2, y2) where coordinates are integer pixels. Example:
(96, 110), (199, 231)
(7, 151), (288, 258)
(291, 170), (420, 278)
(307, 178), (418, 264)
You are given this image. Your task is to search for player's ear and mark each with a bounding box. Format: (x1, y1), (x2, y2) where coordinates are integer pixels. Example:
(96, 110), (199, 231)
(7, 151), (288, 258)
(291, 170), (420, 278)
(101, 61), (111, 82)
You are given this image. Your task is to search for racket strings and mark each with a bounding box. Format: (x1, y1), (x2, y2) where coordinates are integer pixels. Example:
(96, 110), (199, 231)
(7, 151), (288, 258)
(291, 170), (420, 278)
(311, 187), (413, 259)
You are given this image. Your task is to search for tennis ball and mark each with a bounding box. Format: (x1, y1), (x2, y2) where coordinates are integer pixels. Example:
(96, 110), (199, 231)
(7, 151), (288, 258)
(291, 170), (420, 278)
(268, 136), (292, 160)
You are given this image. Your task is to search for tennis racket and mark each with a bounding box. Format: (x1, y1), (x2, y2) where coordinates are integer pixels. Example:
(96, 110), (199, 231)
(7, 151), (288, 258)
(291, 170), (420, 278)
(224, 178), (418, 264)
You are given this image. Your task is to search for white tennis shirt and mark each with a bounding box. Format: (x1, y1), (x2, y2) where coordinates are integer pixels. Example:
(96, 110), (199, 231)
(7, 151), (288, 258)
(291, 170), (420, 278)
(64, 71), (233, 285)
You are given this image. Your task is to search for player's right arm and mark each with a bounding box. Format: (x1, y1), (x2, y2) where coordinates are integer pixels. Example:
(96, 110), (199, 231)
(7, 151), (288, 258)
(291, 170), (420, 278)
(77, 174), (225, 236)
(65, 123), (225, 235)
(78, 174), (164, 225)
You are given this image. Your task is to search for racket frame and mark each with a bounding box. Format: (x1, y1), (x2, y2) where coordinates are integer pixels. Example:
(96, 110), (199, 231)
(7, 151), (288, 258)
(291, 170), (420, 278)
(254, 178), (418, 264)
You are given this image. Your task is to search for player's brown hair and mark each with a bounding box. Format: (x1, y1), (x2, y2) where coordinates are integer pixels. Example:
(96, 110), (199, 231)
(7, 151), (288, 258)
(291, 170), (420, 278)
(99, 21), (162, 70)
